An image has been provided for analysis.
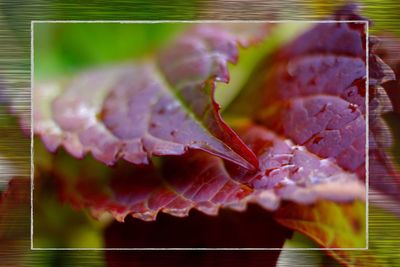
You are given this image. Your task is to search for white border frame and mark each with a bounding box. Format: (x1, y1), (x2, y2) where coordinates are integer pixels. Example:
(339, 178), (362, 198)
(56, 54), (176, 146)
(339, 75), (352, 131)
(30, 20), (369, 250)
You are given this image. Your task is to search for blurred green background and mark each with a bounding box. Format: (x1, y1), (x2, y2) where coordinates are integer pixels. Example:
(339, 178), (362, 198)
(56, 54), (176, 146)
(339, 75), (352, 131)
(34, 23), (184, 80)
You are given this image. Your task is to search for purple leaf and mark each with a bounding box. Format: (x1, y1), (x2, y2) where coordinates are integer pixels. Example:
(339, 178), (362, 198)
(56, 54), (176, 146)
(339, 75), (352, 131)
(33, 24), (271, 169)
(46, 124), (364, 222)
(252, 11), (397, 189)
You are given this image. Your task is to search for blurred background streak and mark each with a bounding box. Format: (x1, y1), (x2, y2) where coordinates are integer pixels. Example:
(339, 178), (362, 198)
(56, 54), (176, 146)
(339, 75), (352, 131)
(0, 0), (399, 266)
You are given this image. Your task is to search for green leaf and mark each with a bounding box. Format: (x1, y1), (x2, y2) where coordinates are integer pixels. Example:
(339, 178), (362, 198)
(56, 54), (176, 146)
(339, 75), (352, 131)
(276, 202), (399, 266)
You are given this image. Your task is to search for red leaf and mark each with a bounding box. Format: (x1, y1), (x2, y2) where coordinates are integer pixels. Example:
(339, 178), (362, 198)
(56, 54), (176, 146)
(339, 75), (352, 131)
(253, 20), (368, 176)
(248, 8), (398, 192)
(263, 95), (366, 174)
(46, 124), (364, 222)
(33, 24), (270, 169)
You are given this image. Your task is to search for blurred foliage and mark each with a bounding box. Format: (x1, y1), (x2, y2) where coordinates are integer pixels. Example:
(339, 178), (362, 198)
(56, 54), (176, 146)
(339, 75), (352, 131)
(384, 108), (400, 166)
(278, 203), (400, 267)
(33, 174), (106, 248)
(275, 201), (368, 265)
(33, 139), (111, 248)
(278, 232), (342, 267)
(368, 204), (400, 266)
(308, 0), (400, 35)
(34, 23), (184, 80)
(28, 251), (106, 267)
(0, 106), (30, 176)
